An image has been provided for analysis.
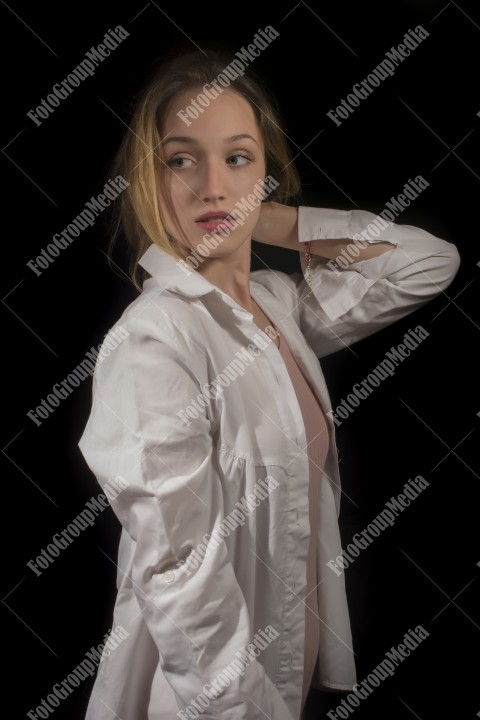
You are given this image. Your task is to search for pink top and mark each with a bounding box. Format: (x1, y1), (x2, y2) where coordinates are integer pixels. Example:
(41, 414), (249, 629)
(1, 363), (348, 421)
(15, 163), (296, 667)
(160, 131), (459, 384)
(276, 331), (330, 714)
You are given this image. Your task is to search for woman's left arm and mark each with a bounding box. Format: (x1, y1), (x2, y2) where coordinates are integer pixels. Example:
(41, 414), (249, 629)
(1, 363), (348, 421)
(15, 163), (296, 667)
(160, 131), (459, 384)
(253, 201), (394, 262)
(252, 201), (461, 357)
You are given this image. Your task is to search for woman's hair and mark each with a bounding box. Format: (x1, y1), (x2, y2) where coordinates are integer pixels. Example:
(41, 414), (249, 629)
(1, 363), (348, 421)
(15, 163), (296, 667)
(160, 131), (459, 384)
(107, 48), (301, 290)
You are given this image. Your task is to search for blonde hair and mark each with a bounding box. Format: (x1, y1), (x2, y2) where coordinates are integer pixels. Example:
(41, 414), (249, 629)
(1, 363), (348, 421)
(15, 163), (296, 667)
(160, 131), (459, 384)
(107, 49), (301, 291)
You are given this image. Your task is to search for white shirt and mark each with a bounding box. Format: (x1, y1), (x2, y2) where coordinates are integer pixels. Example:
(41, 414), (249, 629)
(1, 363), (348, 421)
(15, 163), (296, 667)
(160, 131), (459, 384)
(78, 205), (459, 720)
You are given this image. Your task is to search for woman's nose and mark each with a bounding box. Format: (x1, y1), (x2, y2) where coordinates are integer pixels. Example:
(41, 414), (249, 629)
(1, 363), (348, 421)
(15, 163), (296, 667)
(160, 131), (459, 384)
(198, 161), (227, 202)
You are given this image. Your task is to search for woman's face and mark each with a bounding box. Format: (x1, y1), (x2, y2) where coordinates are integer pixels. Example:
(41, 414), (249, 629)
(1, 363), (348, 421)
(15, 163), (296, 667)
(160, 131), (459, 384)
(158, 88), (267, 260)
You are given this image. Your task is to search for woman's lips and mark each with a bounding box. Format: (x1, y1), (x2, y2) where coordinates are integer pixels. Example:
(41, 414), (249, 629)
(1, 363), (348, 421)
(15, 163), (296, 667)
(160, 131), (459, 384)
(194, 217), (238, 232)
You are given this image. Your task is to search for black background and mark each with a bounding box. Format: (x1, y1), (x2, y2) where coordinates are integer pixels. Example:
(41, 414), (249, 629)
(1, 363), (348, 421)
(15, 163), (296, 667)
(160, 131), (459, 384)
(2, 1), (479, 718)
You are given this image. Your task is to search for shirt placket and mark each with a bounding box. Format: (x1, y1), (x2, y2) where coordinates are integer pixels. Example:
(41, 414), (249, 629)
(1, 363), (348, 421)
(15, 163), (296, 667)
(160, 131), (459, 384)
(232, 307), (310, 714)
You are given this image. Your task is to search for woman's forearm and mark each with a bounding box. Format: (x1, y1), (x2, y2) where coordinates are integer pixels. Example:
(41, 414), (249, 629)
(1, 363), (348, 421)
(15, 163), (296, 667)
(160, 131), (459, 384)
(254, 201), (394, 262)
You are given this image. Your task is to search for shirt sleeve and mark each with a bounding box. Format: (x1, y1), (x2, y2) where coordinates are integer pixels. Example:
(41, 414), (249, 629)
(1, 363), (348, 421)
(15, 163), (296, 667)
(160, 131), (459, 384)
(77, 318), (295, 720)
(293, 205), (461, 357)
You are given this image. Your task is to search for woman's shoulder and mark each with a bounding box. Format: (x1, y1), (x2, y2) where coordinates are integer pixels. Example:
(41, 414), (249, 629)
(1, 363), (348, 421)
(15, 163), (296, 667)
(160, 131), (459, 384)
(108, 284), (190, 333)
(95, 285), (212, 375)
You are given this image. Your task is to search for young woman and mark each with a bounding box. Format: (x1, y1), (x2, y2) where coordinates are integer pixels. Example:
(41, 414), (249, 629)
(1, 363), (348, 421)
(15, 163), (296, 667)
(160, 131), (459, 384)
(78, 50), (460, 720)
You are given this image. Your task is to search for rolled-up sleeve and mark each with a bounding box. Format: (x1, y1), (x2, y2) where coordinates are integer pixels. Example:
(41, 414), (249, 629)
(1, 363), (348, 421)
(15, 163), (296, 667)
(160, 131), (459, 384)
(294, 206), (460, 357)
(78, 318), (294, 720)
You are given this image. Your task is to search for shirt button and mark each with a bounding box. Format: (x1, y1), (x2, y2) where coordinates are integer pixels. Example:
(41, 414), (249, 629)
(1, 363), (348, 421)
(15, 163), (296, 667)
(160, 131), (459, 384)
(164, 570), (176, 583)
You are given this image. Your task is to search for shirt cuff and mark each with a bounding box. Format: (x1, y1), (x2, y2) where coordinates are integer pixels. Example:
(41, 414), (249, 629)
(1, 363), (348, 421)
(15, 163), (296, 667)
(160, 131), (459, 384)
(297, 205), (396, 245)
(297, 206), (398, 322)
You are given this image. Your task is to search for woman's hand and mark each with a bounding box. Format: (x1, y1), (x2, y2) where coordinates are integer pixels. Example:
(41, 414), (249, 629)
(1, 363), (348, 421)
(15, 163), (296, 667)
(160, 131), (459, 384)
(252, 201), (300, 251)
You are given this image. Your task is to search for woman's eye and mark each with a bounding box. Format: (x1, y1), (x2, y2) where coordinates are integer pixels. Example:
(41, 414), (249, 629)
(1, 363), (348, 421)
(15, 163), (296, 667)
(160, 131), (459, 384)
(227, 154), (252, 166)
(167, 157), (192, 169)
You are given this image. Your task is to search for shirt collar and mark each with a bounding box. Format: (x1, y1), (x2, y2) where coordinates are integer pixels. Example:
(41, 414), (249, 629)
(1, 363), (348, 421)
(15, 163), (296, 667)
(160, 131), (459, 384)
(138, 243), (259, 320)
(138, 242), (221, 298)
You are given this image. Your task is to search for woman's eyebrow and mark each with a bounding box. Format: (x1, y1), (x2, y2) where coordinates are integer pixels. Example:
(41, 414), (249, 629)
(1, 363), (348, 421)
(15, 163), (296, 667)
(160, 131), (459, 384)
(161, 133), (259, 147)
(161, 136), (195, 146)
(228, 133), (259, 146)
